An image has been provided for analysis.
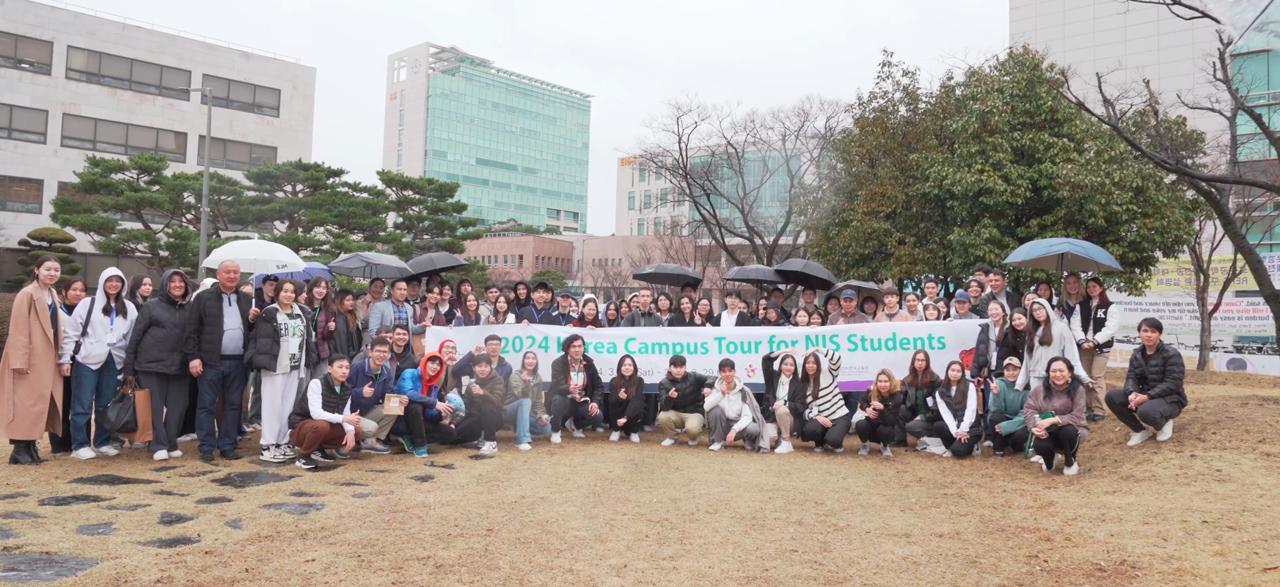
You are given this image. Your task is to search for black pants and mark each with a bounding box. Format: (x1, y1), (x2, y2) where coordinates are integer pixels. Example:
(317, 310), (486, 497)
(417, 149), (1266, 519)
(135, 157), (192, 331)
(1032, 424), (1081, 469)
(642, 393), (658, 428)
(550, 395), (603, 432)
(403, 403), (459, 447)
(179, 377), (198, 437)
(854, 417), (895, 445)
(1104, 389), (1182, 433)
(456, 400), (501, 443)
(609, 411), (642, 434)
(933, 421), (978, 457)
(48, 374), (85, 454)
(988, 413), (1029, 453)
(801, 415), (852, 449)
(141, 372), (192, 453)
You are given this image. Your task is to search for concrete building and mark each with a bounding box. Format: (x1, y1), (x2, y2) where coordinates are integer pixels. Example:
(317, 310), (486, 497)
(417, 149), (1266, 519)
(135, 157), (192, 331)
(382, 42), (591, 233)
(0, 0), (317, 250)
(614, 156), (689, 237)
(461, 232), (576, 286)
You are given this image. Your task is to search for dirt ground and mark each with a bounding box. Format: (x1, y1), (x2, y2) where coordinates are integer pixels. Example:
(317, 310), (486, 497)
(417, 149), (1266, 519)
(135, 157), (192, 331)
(1, 368), (1278, 587)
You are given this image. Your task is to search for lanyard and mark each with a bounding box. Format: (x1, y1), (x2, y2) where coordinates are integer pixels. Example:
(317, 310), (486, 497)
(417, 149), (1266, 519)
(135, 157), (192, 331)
(531, 304), (547, 322)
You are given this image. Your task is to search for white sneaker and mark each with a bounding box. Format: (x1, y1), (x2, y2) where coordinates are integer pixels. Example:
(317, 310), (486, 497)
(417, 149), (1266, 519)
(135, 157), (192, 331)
(515, 443), (532, 451)
(152, 450), (169, 461)
(249, 423), (262, 432)
(1155, 420), (1174, 442)
(675, 428), (685, 434)
(833, 446), (845, 453)
(629, 433), (640, 443)
(479, 441), (498, 454)
(661, 438), (676, 447)
(571, 429), (585, 439)
(95, 445), (120, 457)
(1127, 429), (1154, 447)
(609, 431), (621, 442)
(1030, 454), (1043, 464)
(177, 433), (197, 443)
(564, 419), (578, 433)
(550, 432), (562, 444)
(687, 439), (698, 446)
(708, 442), (723, 451)
(1042, 458), (1055, 473)
(857, 442), (871, 456)
(72, 447), (97, 460)
(259, 446), (285, 463)
(973, 445), (981, 456)
(814, 446), (824, 453)
(775, 440), (794, 454)
(279, 445), (296, 458)
(983, 440), (993, 447)
(1063, 461), (1079, 476)
(942, 450), (953, 458)
(169, 450), (183, 458)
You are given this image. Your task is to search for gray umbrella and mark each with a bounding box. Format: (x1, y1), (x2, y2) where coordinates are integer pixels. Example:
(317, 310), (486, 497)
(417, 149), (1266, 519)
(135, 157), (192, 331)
(632, 263), (703, 289)
(774, 259), (837, 291)
(328, 252), (413, 279)
(830, 279), (883, 301)
(408, 251), (467, 277)
(722, 264), (785, 285)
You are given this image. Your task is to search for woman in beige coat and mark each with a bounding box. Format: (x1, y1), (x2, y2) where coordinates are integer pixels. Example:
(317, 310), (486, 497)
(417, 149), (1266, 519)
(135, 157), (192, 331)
(0, 256), (64, 465)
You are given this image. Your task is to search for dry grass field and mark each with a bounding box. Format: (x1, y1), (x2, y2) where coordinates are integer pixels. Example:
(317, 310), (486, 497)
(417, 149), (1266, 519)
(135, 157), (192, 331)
(1, 368), (1278, 586)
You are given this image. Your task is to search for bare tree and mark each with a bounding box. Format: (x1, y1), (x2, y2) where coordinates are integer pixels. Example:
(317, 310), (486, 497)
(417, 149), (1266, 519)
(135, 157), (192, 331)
(1057, 0), (1280, 335)
(1184, 204), (1247, 369)
(578, 257), (636, 302)
(633, 94), (850, 269)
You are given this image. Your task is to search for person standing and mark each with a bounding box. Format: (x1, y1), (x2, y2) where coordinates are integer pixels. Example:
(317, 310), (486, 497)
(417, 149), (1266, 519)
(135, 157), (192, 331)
(1058, 273), (1084, 325)
(621, 288), (662, 327)
(516, 282), (555, 324)
(607, 355), (646, 443)
(761, 349), (805, 453)
(1070, 277), (1117, 422)
(712, 291), (755, 327)
(0, 256), (65, 465)
(1023, 357), (1089, 475)
(185, 260), (260, 463)
(1106, 318), (1187, 446)
(1016, 299), (1091, 393)
(247, 279), (317, 463)
(874, 287), (911, 323)
(123, 269), (193, 461)
(546, 289), (578, 327)
(855, 369), (905, 457)
(572, 297), (604, 328)
(976, 269), (1022, 317)
(949, 291), (980, 321)
(306, 277), (337, 382)
(478, 283), (500, 320)
(59, 268), (137, 460)
(355, 277), (384, 330)
(452, 293), (484, 327)
(828, 290), (868, 325)
(330, 289), (363, 361)
(486, 295), (516, 325)
(365, 279), (423, 341)
(126, 274), (153, 309)
(799, 347), (851, 453)
(48, 277), (87, 455)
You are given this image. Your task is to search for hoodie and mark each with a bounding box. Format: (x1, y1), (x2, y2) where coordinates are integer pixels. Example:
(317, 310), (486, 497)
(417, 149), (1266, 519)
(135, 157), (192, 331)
(60, 267), (136, 370)
(123, 269), (192, 376)
(396, 351), (449, 424)
(703, 375), (763, 434)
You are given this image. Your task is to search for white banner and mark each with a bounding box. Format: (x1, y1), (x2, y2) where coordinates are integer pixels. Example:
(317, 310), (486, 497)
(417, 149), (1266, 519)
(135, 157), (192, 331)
(422, 321), (984, 393)
(1110, 291), (1274, 337)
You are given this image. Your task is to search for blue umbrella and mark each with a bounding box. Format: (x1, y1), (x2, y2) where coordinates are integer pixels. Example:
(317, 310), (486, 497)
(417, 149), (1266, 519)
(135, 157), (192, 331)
(1003, 238), (1123, 273)
(250, 262), (333, 287)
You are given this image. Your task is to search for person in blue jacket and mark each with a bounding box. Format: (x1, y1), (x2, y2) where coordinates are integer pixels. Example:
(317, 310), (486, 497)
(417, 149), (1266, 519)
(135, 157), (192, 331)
(343, 336), (398, 457)
(395, 351), (458, 457)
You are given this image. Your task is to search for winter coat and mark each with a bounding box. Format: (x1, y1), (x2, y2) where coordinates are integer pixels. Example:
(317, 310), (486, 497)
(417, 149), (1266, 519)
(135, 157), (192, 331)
(464, 371), (505, 411)
(608, 371), (647, 425)
(988, 376), (1029, 436)
(245, 304), (318, 373)
(1023, 380), (1090, 443)
(124, 269), (193, 376)
(976, 289), (1023, 318)
(622, 309), (663, 327)
(1123, 342), (1188, 407)
(549, 353), (605, 405)
(760, 352), (806, 424)
(505, 370), (548, 421)
(59, 267), (137, 370)
(658, 370), (713, 414)
(900, 375), (940, 424)
(857, 389), (905, 429)
(346, 356), (396, 416)
(995, 326), (1026, 368)
(330, 313), (362, 361)
(0, 282), (64, 440)
(183, 285), (255, 367)
(313, 306), (335, 361)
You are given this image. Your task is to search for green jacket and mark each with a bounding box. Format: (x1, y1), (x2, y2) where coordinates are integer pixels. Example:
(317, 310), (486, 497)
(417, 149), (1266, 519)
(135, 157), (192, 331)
(989, 376), (1029, 436)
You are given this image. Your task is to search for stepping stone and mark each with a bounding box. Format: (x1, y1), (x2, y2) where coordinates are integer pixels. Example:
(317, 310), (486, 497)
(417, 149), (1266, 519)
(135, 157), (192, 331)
(76, 522), (116, 537)
(289, 491), (321, 498)
(225, 519), (243, 530)
(158, 512), (195, 526)
(468, 454), (492, 460)
(259, 503), (325, 516)
(151, 465), (183, 473)
(304, 464), (344, 473)
(0, 526), (16, 541)
(410, 475), (434, 483)
(333, 482), (367, 487)
(38, 495), (114, 507)
(425, 461), (455, 470)
(101, 504), (150, 512)
(0, 553), (98, 582)
(67, 474), (161, 486)
(210, 470), (298, 490)
(0, 512), (42, 520)
(0, 492), (29, 501)
(366, 469), (394, 474)
(352, 493), (376, 499)
(252, 460), (290, 469)
(138, 536), (200, 549)
(179, 470), (216, 478)
(194, 496), (233, 505)
(152, 490), (189, 498)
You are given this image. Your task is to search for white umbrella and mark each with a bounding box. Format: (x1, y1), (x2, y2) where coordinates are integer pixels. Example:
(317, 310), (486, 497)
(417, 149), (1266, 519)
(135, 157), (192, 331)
(201, 239), (306, 274)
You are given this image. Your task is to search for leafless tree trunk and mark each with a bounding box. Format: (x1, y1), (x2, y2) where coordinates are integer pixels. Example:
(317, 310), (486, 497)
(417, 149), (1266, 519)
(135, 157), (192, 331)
(633, 94), (850, 270)
(1185, 206), (1247, 369)
(1056, 1), (1280, 337)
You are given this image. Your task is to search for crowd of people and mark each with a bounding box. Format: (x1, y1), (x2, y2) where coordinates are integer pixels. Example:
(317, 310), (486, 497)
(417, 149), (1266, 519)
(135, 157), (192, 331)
(0, 258), (1188, 476)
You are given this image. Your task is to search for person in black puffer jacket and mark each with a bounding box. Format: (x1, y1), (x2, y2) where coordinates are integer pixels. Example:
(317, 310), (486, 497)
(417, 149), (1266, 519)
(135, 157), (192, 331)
(123, 269), (193, 459)
(855, 368), (906, 457)
(656, 355), (714, 446)
(1106, 318), (1187, 446)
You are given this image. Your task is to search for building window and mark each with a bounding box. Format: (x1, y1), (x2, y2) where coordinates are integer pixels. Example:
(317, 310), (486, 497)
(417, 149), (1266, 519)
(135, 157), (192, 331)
(0, 31), (53, 75)
(396, 149), (402, 167)
(62, 114), (186, 162)
(399, 89), (406, 107)
(565, 211), (579, 223)
(200, 74), (281, 118)
(197, 136), (277, 170)
(0, 103), (48, 144)
(66, 47), (192, 100)
(627, 191), (635, 211)
(0, 175), (42, 214)
(643, 190), (651, 209)
(639, 162), (648, 183)
(660, 188), (668, 209)
(637, 218), (645, 236)
(392, 57), (408, 83)
(518, 254), (524, 267)
(654, 217), (663, 235)
(547, 208), (560, 220)
(399, 109), (404, 127)
(397, 129), (403, 147)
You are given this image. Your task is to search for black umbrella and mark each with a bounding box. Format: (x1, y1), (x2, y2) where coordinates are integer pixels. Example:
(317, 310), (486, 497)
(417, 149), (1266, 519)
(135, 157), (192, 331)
(329, 252), (413, 280)
(632, 263), (703, 289)
(830, 279), (883, 301)
(408, 251), (467, 277)
(722, 264), (784, 285)
(774, 259), (837, 291)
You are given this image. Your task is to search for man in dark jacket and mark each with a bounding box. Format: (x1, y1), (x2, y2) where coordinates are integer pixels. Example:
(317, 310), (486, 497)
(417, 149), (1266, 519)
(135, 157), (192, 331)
(452, 335), (513, 381)
(1106, 318), (1187, 446)
(547, 334), (604, 443)
(621, 288), (662, 327)
(974, 268), (1022, 319)
(656, 355), (714, 446)
(517, 282), (555, 324)
(123, 269), (193, 459)
(183, 261), (258, 462)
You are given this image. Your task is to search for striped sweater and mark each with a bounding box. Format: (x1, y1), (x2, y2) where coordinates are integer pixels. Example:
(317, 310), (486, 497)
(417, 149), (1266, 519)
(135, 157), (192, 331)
(804, 348), (849, 420)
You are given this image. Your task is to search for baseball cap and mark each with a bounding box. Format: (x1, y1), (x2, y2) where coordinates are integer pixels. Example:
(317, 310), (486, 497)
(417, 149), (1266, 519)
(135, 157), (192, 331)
(533, 281), (551, 292)
(1003, 357), (1022, 368)
(556, 288), (574, 298)
(839, 290), (857, 300)
(954, 291), (971, 303)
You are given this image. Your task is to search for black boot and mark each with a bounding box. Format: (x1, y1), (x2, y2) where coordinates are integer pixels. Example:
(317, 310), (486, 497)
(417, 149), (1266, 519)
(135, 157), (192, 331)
(8, 441), (37, 465)
(29, 441), (47, 464)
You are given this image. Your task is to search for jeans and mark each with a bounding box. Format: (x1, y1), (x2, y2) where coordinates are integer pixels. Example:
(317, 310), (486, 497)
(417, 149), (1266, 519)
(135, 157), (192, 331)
(504, 398), (551, 444)
(196, 355), (248, 454)
(549, 395), (603, 432)
(69, 360), (119, 451)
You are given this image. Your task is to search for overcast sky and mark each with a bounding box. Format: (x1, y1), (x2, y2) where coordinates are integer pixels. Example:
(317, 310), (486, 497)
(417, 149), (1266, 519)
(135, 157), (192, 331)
(87, 0), (1009, 235)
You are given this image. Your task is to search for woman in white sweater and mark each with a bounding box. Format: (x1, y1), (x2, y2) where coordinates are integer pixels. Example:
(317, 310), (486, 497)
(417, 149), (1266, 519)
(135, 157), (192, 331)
(1016, 298), (1091, 393)
(934, 360), (980, 458)
(58, 267), (137, 460)
(798, 348), (851, 453)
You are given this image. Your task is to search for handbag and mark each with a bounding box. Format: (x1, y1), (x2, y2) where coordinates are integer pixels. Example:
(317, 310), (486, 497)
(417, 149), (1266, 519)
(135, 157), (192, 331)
(105, 378), (139, 434)
(70, 297), (96, 358)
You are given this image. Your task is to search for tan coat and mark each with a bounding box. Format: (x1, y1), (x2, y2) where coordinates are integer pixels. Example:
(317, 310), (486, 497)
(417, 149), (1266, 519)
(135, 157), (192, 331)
(0, 283), (64, 440)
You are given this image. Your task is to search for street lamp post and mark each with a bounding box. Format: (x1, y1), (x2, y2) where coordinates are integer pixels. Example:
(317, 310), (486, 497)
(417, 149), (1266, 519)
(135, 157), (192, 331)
(180, 87), (213, 279)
